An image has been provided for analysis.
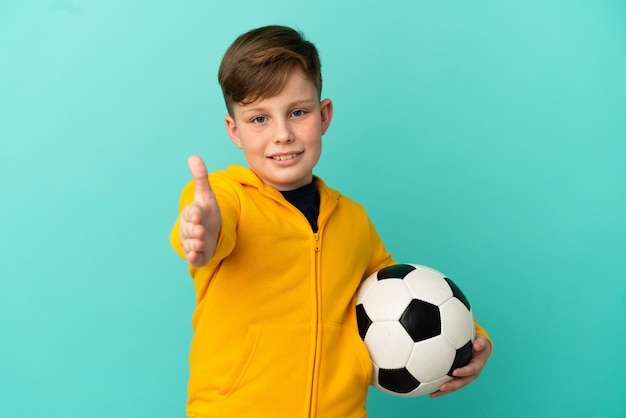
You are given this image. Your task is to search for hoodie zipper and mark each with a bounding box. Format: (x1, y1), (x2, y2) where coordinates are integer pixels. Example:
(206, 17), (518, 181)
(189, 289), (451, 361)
(307, 231), (322, 418)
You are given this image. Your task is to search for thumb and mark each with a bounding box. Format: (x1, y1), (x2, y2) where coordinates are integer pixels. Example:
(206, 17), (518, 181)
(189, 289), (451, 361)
(187, 155), (212, 203)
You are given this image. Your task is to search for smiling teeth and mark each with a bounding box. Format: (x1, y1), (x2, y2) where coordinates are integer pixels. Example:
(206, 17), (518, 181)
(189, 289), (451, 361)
(272, 153), (299, 161)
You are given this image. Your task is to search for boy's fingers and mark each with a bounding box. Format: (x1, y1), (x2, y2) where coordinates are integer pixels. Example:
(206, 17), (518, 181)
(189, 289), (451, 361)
(474, 338), (485, 351)
(187, 155), (212, 203)
(474, 335), (491, 356)
(181, 202), (204, 225)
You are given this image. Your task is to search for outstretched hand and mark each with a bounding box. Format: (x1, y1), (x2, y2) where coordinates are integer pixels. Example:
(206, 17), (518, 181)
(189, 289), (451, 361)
(429, 335), (491, 398)
(179, 155), (222, 267)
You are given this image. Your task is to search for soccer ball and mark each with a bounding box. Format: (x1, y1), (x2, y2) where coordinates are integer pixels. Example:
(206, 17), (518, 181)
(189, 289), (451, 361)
(356, 264), (475, 397)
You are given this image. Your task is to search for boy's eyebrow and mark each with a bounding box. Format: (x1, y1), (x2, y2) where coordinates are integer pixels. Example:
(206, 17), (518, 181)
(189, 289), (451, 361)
(239, 98), (318, 115)
(287, 98), (318, 108)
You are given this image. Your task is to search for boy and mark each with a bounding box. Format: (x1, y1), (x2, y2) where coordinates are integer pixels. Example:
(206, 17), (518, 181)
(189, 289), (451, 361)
(171, 25), (491, 418)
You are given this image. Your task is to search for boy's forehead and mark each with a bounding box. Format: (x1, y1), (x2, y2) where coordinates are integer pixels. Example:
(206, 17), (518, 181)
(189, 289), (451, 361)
(233, 70), (319, 112)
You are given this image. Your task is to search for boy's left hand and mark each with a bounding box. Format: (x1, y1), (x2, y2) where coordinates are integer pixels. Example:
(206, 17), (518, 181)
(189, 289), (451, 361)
(429, 335), (491, 398)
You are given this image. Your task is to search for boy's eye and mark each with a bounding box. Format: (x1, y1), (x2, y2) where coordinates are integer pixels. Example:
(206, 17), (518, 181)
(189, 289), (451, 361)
(292, 109), (305, 117)
(252, 116), (266, 124)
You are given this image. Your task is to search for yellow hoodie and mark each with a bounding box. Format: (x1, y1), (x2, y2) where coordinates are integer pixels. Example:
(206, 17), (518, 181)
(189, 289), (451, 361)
(171, 165), (489, 417)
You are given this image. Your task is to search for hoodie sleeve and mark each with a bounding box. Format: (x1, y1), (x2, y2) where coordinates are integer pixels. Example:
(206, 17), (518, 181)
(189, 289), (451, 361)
(363, 213), (396, 279)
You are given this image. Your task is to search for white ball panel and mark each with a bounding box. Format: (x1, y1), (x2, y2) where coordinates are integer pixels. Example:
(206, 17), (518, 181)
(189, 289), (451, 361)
(360, 279), (412, 321)
(364, 321), (414, 369)
(403, 265), (453, 306)
(405, 336), (455, 382)
(440, 298), (475, 349)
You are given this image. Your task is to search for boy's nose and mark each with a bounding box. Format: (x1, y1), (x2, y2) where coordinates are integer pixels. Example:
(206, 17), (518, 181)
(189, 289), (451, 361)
(273, 120), (294, 143)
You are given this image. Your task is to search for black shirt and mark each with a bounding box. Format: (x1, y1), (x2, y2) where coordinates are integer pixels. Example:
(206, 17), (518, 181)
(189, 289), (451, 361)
(280, 180), (320, 232)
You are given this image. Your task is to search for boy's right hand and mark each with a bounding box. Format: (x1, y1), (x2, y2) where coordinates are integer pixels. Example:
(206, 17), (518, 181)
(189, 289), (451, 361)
(179, 155), (222, 267)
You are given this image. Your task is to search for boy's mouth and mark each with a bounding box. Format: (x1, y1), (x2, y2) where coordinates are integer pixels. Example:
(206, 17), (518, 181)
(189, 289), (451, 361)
(269, 152), (302, 161)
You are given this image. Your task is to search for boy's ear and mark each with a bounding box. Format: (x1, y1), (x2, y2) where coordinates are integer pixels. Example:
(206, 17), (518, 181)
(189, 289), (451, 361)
(320, 98), (333, 135)
(225, 115), (243, 149)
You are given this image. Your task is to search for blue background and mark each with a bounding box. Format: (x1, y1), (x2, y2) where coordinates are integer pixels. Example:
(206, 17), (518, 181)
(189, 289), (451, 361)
(1, 1), (625, 417)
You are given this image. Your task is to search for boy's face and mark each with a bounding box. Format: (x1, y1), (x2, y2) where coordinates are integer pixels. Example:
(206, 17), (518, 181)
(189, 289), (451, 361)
(225, 68), (333, 191)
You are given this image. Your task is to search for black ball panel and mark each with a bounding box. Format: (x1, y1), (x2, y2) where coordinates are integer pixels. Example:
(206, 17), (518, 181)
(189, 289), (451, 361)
(356, 303), (372, 340)
(378, 367), (421, 394)
(377, 264), (416, 280)
(399, 299), (441, 342)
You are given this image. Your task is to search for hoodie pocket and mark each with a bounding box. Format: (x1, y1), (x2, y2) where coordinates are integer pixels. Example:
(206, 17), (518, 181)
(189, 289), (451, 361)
(216, 325), (262, 397)
(217, 323), (311, 402)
